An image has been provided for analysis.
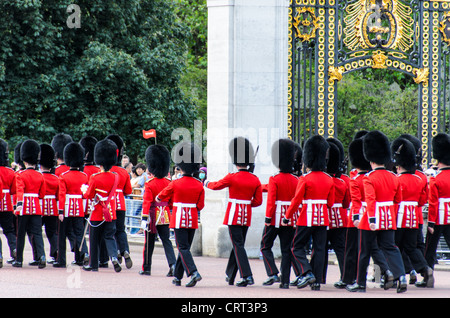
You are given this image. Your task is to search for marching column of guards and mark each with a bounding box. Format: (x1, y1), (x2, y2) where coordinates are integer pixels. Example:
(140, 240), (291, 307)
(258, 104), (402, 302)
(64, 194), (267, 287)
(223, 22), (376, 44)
(0, 130), (449, 292)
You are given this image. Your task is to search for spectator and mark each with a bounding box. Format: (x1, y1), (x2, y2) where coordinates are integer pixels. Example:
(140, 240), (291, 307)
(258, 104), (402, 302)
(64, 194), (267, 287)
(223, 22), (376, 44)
(131, 163), (147, 189)
(124, 162), (133, 177)
(199, 167), (207, 184)
(121, 155), (130, 168)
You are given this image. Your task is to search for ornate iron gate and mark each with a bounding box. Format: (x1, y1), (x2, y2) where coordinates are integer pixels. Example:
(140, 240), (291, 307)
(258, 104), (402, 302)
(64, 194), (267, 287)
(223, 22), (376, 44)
(288, 0), (450, 168)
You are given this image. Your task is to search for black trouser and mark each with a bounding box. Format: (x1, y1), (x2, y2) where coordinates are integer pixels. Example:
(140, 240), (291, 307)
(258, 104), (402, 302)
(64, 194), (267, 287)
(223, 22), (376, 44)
(424, 224), (450, 269)
(16, 215), (45, 263)
(57, 217), (87, 265)
(322, 228), (346, 283)
(114, 210), (129, 255)
(226, 225), (252, 281)
(342, 227), (358, 284)
(395, 228), (428, 274)
(42, 216), (58, 259)
(291, 226), (327, 283)
(402, 224), (425, 273)
(260, 225), (295, 285)
(173, 228), (197, 279)
(356, 229), (405, 287)
(0, 211), (17, 258)
(142, 224), (176, 272)
(88, 220), (117, 269)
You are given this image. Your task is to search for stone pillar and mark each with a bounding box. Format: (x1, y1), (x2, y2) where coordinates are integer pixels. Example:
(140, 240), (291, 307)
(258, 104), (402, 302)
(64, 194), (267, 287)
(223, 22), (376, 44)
(202, 0), (289, 258)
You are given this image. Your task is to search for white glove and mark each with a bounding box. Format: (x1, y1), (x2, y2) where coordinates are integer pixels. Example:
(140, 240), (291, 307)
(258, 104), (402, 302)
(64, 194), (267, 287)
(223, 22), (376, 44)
(141, 220), (148, 230)
(80, 184), (89, 194)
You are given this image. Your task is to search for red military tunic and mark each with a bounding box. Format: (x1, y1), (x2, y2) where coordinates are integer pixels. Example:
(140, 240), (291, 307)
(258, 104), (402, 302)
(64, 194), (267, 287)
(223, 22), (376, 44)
(415, 170), (428, 225)
(83, 171), (118, 222)
(83, 164), (101, 180)
(360, 168), (402, 231)
(142, 176), (172, 227)
(265, 172), (299, 227)
(329, 176), (350, 229)
(349, 172), (367, 226)
(55, 164), (70, 177)
(110, 166), (132, 211)
(58, 169), (88, 218)
(15, 168), (46, 216)
(396, 172), (427, 229)
(428, 168), (450, 226)
(206, 170), (262, 227)
(285, 171), (335, 227)
(157, 176), (205, 229)
(0, 166), (15, 212)
(41, 171), (59, 216)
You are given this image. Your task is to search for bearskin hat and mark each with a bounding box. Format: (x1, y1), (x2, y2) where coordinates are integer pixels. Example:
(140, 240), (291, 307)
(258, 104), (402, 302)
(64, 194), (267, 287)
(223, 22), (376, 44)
(14, 142), (23, 168)
(432, 133), (450, 165)
(145, 144), (170, 179)
(39, 144), (56, 169)
(326, 141), (341, 175)
(271, 138), (295, 173)
(106, 134), (124, 164)
(20, 140), (40, 165)
(399, 134), (422, 166)
(51, 133), (73, 160)
(79, 136), (98, 163)
(0, 139), (8, 167)
(293, 142), (303, 175)
(173, 142), (201, 175)
(94, 139), (118, 171)
(363, 130), (391, 165)
(229, 137), (255, 167)
(64, 142), (85, 168)
(354, 130), (368, 140)
(348, 138), (371, 171)
(303, 135), (329, 171)
(391, 138), (417, 172)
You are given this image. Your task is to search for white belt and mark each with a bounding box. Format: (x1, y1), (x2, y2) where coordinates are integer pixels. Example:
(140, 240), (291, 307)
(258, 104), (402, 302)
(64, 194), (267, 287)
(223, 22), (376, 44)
(23, 193), (39, 198)
(228, 199), (251, 226)
(275, 200), (291, 228)
(375, 201), (394, 230)
(439, 198), (450, 224)
(44, 195), (56, 199)
(397, 201), (418, 228)
(332, 203), (343, 209)
(2, 189), (9, 194)
(66, 194), (82, 199)
(174, 202), (197, 229)
(303, 199), (327, 227)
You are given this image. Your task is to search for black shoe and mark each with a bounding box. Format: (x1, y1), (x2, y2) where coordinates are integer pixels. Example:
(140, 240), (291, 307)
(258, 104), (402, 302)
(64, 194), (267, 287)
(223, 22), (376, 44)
(236, 276), (254, 287)
(111, 257), (122, 273)
(6, 257), (15, 264)
(310, 283), (320, 290)
(186, 271), (202, 287)
(173, 278), (181, 286)
(83, 265), (98, 272)
(123, 251), (132, 269)
(167, 264), (175, 277)
(409, 270), (417, 284)
(47, 257), (56, 265)
(346, 282), (366, 292)
(290, 276), (300, 286)
(53, 262), (67, 268)
(99, 262), (109, 268)
(415, 267), (434, 288)
(29, 260), (39, 266)
(38, 256), (46, 269)
(279, 283), (289, 289)
(83, 254), (89, 267)
(397, 275), (407, 293)
(334, 280), (347, 289)
(12, 261), (22, 268)
(297, 272), (316, 289)
(226, 275), (235, 285)
(262, 275), (280, 286)
(139, 270), (151, 276)
(383, 270), (394, 290)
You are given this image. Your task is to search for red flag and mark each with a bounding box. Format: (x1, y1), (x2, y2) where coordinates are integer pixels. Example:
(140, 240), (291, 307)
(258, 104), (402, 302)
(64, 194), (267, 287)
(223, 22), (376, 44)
(143, 129), (156, 139)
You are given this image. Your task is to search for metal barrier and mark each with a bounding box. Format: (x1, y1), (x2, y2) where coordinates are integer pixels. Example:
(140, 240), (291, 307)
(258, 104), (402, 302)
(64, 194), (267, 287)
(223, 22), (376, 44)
(125, 191), (144, 235)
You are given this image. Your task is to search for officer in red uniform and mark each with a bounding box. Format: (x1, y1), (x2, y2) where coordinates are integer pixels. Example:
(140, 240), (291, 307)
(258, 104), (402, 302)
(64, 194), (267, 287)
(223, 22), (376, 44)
(82, 139), (122, 272)
(106, 134), (133, 269)
(51, 133), (73, 177)
(13, 140), (46, 268)
(347, 130), (407, 293)
(39, 143), (60, 264)
(425, 133), (450, 272)
(0, 139), (16, 266)
(206, 137), (262, 287)
(139, 144), (176, 276)
(157, 142), (205, 287)
(391, 137), (434, 288)
(260, 138), (299, 289)
(283, 135), (335, 291)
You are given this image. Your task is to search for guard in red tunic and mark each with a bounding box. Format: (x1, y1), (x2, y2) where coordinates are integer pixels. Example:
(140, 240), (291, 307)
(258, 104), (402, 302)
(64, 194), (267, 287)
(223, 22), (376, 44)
(82, 139), (122, 272)
(54, 142), (89, 268)
(39, 143), (60, 264)
(0, 139), (16, 266)
(13, 140), (47, 268)
(391, 137), (434, 288)
(425, 133), (450, 273)
(260, 138), (299, 289)
(347, 130), (407, 293)
(51, 133), (73, 177)
(283, 135), (334, 291)
(206, 137), (262, 287)
(139, 144), (176, 276)
(157, 142), (205, 287)
(106, 134), (133, 269)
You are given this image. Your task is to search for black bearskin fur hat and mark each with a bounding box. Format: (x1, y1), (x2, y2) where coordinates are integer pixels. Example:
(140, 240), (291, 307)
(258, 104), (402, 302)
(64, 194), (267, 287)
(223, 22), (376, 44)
(94, 139), (118, 171)
(106, 134), (124, 165)
(79, 136), (98, 164)
(173, 142), (201, 176)
(303, 135), (329, 171)
(348, 138), (371, 171)
(391, 138), (417, 172)
(51, 133), (73, 160)
(145, 144), (170, 179)
(399, 134), (422, 167)
(354, 130), (368, 140)
(432, 133), (450, 165)
(14, 142), (23, 169)
(21, 140), (40, 165)
(363, 130), (391, 165)
(0, 139), (8, 167)
(271, 138), (295, 173)
(64, 142), (85, 168)
(293, 142), (303, 175)
(326, 141), (341, 175)
(39, 144), (56, 169)
(229, 137), (255, 167)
